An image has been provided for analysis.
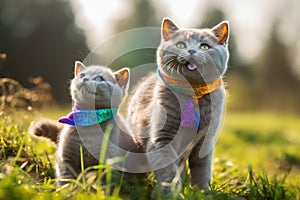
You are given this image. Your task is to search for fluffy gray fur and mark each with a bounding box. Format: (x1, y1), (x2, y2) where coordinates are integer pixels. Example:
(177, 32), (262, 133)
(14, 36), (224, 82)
(127, 18), (230, 194)
(30, 62), (139, 184)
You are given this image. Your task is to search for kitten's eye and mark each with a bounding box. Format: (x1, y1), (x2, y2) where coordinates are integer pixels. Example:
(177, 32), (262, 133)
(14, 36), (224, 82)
(94, 76), (103, 82)
(200, 43), (210, 50)
(79, 73), (85, 78)
(176, 42), (186, 49)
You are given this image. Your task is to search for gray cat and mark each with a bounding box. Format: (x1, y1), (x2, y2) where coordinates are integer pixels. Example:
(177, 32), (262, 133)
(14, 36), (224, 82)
(127, 18), (229, 194)
(30, 61), (140, 184)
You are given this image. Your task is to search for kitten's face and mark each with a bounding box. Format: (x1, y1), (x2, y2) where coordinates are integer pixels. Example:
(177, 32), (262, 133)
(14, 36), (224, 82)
(157, 18), (230, 83)
(70, 62), (129, 109)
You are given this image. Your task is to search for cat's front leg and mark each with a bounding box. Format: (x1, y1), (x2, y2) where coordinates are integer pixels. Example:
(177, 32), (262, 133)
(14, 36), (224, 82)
(147, 141), (182, 196)
(188, 136), (214, 190)
(56, 130), (81, 185)
(154, 164), (182, 196)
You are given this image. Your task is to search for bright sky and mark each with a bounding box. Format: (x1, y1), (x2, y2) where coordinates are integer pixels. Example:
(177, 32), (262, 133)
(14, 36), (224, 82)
(70, 0), (299, 65)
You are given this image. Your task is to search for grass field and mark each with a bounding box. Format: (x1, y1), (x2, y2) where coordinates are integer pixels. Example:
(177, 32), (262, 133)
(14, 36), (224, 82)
(0, 106), (299, 199)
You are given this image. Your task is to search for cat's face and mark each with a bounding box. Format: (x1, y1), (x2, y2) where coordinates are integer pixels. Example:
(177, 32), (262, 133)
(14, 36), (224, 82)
(70, 61), (129, 109)
(157, 18), (230, 84)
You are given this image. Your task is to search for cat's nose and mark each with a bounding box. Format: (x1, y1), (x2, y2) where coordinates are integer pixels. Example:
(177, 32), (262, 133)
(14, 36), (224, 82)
(188, 50), (196, 55)
(83, 77), (89, 82)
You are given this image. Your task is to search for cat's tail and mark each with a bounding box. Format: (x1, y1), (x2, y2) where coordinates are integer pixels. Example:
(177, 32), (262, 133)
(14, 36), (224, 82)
(28, 119), (63, 143)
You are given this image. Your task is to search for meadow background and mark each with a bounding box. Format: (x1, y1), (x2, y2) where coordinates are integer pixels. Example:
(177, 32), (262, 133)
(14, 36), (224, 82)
(0, 0), (300, 199)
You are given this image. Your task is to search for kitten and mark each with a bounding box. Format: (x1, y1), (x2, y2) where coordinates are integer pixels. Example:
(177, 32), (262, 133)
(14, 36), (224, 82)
(30, 61), (139, 184)
(127, 18), (229, 194)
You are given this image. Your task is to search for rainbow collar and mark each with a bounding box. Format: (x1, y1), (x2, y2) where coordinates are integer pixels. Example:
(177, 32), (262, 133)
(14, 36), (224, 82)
(158, 69), (222, 99)
(58, 104), (118, 126)
(158, 69), (223, 130)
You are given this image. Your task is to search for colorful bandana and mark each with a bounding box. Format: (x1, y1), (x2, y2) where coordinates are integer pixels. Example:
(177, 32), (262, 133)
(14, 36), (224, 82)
(158, 69), (222, 99)
(180, 97), (200, 131)
(58, 104), (118, 126)
(158, 69), (222, 130)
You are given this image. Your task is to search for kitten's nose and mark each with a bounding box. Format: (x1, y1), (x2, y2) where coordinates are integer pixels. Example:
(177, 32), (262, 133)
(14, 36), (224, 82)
(83, 77), (89, 82)
(188, 50), (196, 55)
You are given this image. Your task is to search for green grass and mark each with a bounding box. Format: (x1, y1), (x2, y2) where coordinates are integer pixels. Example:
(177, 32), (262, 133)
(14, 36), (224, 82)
(0, 107), (299, 199)
(216, 112), (300, 178)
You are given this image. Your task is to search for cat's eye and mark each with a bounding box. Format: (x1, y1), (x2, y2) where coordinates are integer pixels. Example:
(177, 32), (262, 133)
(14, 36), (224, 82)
(200, 43), (210, 50)
(176, 42), (186, 49)
(94, 76), (103, 82)
(79, 73), (85, 78)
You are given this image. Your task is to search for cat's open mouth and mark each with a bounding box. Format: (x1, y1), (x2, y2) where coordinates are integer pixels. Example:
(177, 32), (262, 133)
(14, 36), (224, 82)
(164, 56), (199, 72)
(187, 63), (197, 71)
(186, 58), (198, 71)
(177, 56), (198, 71)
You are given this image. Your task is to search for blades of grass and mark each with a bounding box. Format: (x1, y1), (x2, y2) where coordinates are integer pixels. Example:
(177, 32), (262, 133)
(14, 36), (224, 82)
(79, 145), (87, 190)
(99, 124), (112, 164)
(11, 140), (23, 167)
(106, 156), (126, 171)
(80, 145), (85, 173)
(98, 124), (113, 188)
(246, 166), (297, 200)
(100, 125), (112, 195)
(247, 165), (258, 199)
(112, 171), (124, 197)
(105, 167), (112, 195)
(45, 151), (54, 173)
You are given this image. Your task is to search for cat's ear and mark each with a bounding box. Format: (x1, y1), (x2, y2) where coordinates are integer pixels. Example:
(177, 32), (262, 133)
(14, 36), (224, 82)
(114, 68), (130, 90)
(211, 21), (230, 45)
(74, 61), (87, 77)
(161, 18), (180, 41)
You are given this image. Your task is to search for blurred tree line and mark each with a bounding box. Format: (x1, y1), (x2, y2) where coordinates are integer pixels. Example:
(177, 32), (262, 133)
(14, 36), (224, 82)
(0, 0), (299, 113)
(0, 0), (89, 103)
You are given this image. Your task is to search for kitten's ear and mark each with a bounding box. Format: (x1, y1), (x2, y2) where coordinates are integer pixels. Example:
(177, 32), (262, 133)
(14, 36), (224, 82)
(211, 21), (230, 45)
(114, 68), (130, 90)
(161, 18), (180, 41)
(74, 61), (87, 77)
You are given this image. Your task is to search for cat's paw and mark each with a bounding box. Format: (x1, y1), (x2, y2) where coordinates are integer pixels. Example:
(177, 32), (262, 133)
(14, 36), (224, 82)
(151, 182), (182, 199)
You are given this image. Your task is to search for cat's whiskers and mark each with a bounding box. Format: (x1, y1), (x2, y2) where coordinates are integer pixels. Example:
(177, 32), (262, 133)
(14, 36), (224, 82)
(180, 63), (185, 75)
(167, 63), (174, 71)
(162, 59), (175, 70)
(163, 57), (174, 64)
(167, 61), (175, 74)
(175, 63), (180, 74)
(170, 62), (178, 75)
(164, 59), (176, 71)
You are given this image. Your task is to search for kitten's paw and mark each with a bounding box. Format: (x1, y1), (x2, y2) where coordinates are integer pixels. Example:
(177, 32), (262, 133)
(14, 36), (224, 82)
(28, 119), (62, 143)
(151, 185), (170, 199)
